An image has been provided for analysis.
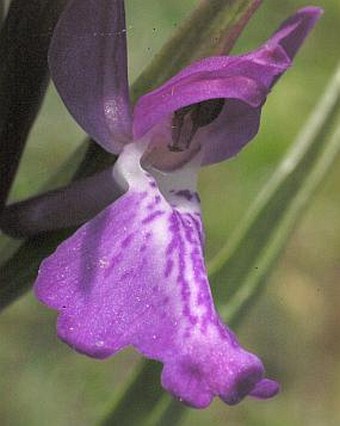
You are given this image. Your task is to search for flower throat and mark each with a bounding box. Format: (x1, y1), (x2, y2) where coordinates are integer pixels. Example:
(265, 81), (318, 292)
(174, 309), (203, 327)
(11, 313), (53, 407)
(169, 98), (225, 152)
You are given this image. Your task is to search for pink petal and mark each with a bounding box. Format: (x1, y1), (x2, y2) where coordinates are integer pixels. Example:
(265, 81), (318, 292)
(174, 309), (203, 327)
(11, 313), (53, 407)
(250, 378), (280, 399)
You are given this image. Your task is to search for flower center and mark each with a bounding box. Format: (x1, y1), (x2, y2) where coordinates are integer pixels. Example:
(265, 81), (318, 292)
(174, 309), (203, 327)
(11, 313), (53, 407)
(169, 98), (225, 152)
(141, 98), (225, 172)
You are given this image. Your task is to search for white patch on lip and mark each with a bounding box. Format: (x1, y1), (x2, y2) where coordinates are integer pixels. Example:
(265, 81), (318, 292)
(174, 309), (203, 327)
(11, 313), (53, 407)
(112, 140), (149, 191)
(148, 149), (202, 214)
(112, 138), (202, 214)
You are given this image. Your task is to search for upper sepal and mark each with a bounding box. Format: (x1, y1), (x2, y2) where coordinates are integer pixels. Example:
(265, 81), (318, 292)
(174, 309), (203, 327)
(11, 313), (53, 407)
(49, 0), (132, 154)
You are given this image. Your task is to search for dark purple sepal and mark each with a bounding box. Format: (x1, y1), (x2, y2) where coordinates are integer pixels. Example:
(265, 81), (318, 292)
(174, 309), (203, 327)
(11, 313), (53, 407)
(49, 0), (132, 154)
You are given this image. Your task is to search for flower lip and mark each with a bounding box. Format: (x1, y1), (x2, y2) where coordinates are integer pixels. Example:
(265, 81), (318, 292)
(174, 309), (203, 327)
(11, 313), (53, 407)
(250, 378), (281, 400)
(34, 140), (275, 408)
(221, 366), (264, 406)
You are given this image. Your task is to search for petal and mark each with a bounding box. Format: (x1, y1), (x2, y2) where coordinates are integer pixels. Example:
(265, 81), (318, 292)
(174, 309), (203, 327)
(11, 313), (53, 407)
(200, 6), (322, 165)
(34, 143), (276, 408)
(267, 6), (323, 60)
(133, 7), (322, 164)
(133, 61), (273, 140)
(49, 0), (132, 154)
(249, 378), (280, 399)
(197, 100), (261, 165)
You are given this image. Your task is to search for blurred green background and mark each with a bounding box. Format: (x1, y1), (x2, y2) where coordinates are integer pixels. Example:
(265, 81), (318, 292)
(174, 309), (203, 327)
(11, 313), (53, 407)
(1, 0), (340, 425)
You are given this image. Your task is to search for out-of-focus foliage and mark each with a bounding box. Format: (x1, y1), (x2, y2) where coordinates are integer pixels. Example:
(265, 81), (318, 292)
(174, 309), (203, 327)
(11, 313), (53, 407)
(0, 1), (339, 425)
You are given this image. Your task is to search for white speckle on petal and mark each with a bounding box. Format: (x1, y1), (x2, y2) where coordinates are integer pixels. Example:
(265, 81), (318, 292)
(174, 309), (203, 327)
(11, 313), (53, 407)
(98, 258), (109, 268)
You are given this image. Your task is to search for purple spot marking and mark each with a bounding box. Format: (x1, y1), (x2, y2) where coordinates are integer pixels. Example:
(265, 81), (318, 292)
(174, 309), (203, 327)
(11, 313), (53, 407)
(176, 189), (194, 201)
(188, 231), (213, 327)
(183, 215), (195, 244)
(169, 212), (198, 326)
(175, 190), (201, 203)
(188, 213), (204, 247)
(142, 210), (165, 224)
(181, 212), (214, 332)
(164, 258), (174, 278)
(121, 270), (136, 281)
(121, 233), (135, 248)
(147, 195), (163, 210)
(184, 330), (191, 339)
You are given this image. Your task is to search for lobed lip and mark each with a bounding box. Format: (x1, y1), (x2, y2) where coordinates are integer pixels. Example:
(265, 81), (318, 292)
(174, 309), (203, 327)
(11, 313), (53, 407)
(34, 142), (277, 408)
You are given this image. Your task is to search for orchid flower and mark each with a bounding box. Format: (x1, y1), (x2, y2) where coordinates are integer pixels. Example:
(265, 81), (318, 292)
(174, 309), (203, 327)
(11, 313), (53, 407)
(31, 0), (321, 409)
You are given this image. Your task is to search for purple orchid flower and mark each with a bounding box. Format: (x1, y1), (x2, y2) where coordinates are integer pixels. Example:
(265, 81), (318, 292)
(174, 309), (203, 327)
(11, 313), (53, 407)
(33, 0), (321, 409)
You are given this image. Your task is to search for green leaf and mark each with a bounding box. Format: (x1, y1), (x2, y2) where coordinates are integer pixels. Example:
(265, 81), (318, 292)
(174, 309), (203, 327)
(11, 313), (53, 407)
(0, 0), (68, 210)
(99, 63), (340, 426)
